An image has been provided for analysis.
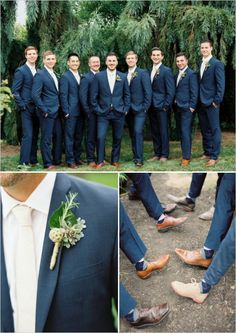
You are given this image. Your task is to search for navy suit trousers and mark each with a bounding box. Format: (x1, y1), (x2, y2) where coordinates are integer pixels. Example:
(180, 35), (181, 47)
(204, 217), (235, 286)
(126, 110), (146, 163)
(149, 109), (169, 158)
(120, 283), (137, 317)
(64, 115), (84, 164)
(38, 112), (62, 167)
(97, 111), (125, 164)
(198, 105), (221, 160)
(86, 112), (97, 162)
(204, 174), (235, 251)
(176, 109), (194, 160)
(127, 174), (163, 220)
(20, 108), (39, 164)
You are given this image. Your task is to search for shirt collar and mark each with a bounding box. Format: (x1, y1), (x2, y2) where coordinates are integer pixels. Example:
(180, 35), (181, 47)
(91, 69), (99, 75)
(153, 63), (162, 71)
(107, 68), (116, 76)
(26, 62), (36, 70)
(1, 173), (56, 218)
(128, 66), (137, 73)
(179, 66), (188, 73)
(69, 69), (79, 76)
(44, 66), (55, 75)
(202, 55), (212, 63)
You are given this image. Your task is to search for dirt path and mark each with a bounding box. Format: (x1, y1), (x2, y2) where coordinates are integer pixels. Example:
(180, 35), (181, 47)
(120, 173), (235, 332)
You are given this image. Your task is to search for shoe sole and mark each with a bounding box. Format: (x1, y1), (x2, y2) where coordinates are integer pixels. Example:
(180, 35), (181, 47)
(133, 308), (171, 328)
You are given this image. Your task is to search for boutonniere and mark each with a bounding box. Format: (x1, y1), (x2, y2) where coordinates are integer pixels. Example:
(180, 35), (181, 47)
(204, 63), (210, 71)
(49, 192), (86, 270)
(116, 75), (122, 81)
(180, 72), (186, 78)
(155, 68), (160, 76)
(131, 72), (138, 79)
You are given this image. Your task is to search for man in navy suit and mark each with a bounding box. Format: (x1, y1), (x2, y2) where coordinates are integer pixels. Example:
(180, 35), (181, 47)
(60, 53), (83, 168)
(174, 52), (199, 166)
(91, 52), (130, 169)
(32, 51), (62, 170)
(198, 40), (225, 167)
(125, 51), (152, 167)
(80, 56), (101, 167)
(0, 173), (118, 332)
(12, 46), (40, 170)
(148, 47), (175, 162)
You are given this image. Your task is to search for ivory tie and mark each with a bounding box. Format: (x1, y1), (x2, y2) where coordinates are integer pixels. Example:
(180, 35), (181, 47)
(12, 205), (37, 333)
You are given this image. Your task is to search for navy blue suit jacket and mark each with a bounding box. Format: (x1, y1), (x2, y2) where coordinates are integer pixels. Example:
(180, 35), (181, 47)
(175, 67), (199, 110)
(79, 71), (95, 114)
(129, 67), (152, 113)
(32, 68), (60, 118)
(1, 174), (118, 332)
(59, 70), (80, 117)
(12, 64), (36, 111)
(199, 57), (225, 106)
(91, 70), (130, 115)
(151, 64), (175, 110)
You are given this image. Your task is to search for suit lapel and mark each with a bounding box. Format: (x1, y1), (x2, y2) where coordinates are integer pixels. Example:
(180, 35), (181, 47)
(36, 174), (71, 332)
(0, 199), (14, 332)
(24, 63), (34, 78)
(43, 68), (58, 93)
(103, 71), (112, 94)
(68, 70), (80, 86)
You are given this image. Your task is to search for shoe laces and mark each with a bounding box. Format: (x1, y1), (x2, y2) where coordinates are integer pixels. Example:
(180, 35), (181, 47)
(190, 278), (198, 285)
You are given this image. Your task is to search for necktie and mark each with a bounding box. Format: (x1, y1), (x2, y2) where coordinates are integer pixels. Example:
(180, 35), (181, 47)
(127, 71), (132, 85)
(151, 67), (157, 83)
(12, 205), (37, 333)
(108, 72), (115, 93)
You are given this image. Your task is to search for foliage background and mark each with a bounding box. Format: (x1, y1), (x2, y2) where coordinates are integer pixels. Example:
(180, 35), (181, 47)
(1, 0), (235, 144)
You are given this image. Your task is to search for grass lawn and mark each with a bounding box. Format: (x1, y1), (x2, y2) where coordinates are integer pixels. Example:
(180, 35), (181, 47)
(1, 130), (235, 172)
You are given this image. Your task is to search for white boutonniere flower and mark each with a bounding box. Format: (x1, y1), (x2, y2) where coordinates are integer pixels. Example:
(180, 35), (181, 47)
(131, 72), (138, 79)
(116, 75), (122, 81)
(49, 192), (86, 270)
(204, 63), (210, 71)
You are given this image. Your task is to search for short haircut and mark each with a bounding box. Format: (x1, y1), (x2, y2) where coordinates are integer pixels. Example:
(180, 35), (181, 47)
(67, 52), (80, 61)
(151, 47), (164, 56)
(88, 55), (100, 61)
(125, 50), (138, 59)
(200, 39), (213, 47)
(25, 46), (38, 56)
(176, 52), (188, 59)
(106, 52), (118, 60)
(43, 50), (55, 59)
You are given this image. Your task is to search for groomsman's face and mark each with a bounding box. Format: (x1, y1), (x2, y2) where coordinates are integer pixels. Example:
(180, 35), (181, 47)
(25, 49), (38, 65)
(88, 56), (100, 72)
(126, 54), (138, 68)
(106, 56), (118, 71)
(151, 50), (164, 65)
(67, 56), (80, 71)
(176, 56), (188, 70)
(200, 42), (213, 58)
(43, 55), (56, 70)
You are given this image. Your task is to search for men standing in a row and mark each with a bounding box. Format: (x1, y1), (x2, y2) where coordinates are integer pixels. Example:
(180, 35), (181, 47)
(91, 52), (130, 169)
(148, 47), (175, 162)
(80, 56), (101, 167)
(174, 52), (199, 166)
(60, 53), (83, 168)
(32, 51), (62, 170)
(198, 39), (225, 167)
(12, 46), (40, 170)
(125, 51), (152, 167)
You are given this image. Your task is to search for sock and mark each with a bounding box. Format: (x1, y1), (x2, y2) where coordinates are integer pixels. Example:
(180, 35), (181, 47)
(125, 308), (139, 322)
(186, 195), (195, 203)
(156, 213), (166, 224)
(200, 279), (211, 293)
(135, 259), (148, 271)
(203, 246), (214, 259)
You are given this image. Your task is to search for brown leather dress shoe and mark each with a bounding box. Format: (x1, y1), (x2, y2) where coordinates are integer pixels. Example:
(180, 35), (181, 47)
(111, 162), (121, 167)
(156, 215), (187, 232)
(131, 303), (170, 328)
(96, 162), (105, 169)
(181, 159), (190, 166)
(175, 248), (212, 268)
(147, 156), (160, 162)
(163, 203), (177, 214)
(136, 255), (170, 279)
(206, 159), (218, 167)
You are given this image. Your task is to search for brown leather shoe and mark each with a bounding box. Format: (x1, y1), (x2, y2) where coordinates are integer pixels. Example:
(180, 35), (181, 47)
(67, 163), (78, 169)
(136, 255), (170, 279)
(175, 248), (212, 268)
(88, 162), (97, 168)
(199, 155), (210, 160)
(206, 159), (218, 167)
(181, 159), (190, 166)
(147, 156), (160, 162)
(96, 162), (105, 169)
(45, 165), (56, 170)
(160, 157), (168, 161)
(163, 203), (177, 214)
(131, 303), (170, 328)
(111, 162), (121, 167)
(157, 215), (187, 232)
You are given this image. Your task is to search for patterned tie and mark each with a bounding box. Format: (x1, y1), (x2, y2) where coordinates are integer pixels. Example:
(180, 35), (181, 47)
(12, 205), (37, 333)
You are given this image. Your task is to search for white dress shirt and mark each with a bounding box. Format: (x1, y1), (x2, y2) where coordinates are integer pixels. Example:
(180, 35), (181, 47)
(127, 66), (136, 85)
(200, 55), (212, 78)
(176, 66), (188, 86)
(45, 66), (59, 90)
(107, 69), (116, 93)
(151, 63), (162, 83)
(69, 69), (80, 85)
(1, 173), (56, 330)
(26, 62), (37, 76)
